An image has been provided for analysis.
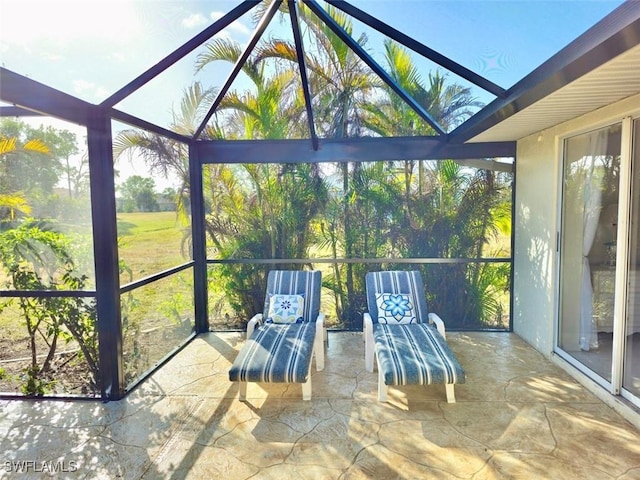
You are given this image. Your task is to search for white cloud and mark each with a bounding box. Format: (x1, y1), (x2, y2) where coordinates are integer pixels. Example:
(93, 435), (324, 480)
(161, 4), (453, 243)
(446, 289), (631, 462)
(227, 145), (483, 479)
(73, 79), (94, 92)
(43, 53), (65, 62)
(73, 79), (109, 100)
(1, 1), (142, 45)
(210, 11), (251, 36)
(108, 52), (128, 63)
(182, 13), (208, 29)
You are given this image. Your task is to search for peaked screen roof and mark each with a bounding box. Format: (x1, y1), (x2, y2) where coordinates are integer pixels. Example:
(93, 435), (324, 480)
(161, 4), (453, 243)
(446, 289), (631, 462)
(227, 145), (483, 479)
(1, 0), (639, 147)
(99, 0), (505, 144)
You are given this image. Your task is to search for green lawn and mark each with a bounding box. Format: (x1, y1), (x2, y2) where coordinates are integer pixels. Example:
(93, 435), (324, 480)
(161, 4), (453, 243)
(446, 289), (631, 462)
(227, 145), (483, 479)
(116, 210), (194, 328)
(117, 211), (189, 283)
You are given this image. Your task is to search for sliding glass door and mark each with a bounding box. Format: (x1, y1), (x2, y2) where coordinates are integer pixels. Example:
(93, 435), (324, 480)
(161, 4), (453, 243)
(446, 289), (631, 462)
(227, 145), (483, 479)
(624, 118), (640, 399)
(558, 123), (621, 384)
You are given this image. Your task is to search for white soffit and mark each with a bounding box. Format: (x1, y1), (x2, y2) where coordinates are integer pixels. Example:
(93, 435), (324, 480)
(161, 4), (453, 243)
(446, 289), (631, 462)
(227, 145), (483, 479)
(468, 43), (640, 143)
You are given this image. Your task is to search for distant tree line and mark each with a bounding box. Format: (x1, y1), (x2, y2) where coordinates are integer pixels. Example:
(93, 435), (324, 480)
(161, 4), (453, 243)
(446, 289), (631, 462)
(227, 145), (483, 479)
(116, 175), (177, 213)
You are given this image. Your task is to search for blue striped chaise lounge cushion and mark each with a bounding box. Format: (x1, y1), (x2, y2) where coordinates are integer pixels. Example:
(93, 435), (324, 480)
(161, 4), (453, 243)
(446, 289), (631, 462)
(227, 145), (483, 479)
(374, 323), (465, 386)
(229, 321), (315, 384)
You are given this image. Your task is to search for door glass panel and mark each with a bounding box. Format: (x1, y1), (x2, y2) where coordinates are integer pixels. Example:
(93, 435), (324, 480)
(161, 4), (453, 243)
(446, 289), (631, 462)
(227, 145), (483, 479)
(558, 123), (621, 382)
(624, 119), (640, 397)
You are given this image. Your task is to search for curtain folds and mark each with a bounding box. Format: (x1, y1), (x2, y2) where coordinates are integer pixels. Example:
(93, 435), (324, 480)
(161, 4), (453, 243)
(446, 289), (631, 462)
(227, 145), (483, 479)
(579, 129), (608, 351)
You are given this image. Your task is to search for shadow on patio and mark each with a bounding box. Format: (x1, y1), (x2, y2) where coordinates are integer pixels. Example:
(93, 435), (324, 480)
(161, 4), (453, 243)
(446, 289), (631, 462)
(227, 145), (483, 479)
(1, 332), (639, 479)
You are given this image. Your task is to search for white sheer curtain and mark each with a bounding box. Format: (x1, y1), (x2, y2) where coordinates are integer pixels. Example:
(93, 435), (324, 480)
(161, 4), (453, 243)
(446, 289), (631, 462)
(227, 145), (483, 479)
(580, 130), (608, 351)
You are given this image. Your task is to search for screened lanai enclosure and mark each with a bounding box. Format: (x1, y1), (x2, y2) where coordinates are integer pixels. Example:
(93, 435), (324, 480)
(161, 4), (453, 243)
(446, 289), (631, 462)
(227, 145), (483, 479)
(2, 0), (562, 401)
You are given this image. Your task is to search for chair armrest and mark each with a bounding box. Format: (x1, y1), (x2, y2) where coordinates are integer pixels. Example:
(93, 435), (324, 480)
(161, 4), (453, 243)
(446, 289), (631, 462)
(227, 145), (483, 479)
(246, 313), (263, 339)
(315, 312), (325, 336)
(428, 312), (446, 339)
(363, 312), (373, 337)
(364, 312), (375, 372)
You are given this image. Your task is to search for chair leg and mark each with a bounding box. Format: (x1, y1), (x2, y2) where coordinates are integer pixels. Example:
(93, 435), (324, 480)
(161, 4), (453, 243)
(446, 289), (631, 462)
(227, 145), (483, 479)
(315, 321), (325, 371)
(445, 384), (456, 403)
(377, 368), (387, 402)
(365, 329), (375, 372)
(239, 382), (247, 401)
(314, 346), (325, 371)
(302, 378), (312, 401)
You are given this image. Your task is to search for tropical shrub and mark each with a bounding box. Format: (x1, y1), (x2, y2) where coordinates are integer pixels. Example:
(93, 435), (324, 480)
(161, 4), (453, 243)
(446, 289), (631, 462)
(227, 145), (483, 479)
(0, 222), (99, 394)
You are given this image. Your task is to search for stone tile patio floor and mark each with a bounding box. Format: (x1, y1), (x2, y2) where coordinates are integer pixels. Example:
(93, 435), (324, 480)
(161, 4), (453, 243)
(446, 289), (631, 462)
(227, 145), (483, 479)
(1, 331), (640, 479)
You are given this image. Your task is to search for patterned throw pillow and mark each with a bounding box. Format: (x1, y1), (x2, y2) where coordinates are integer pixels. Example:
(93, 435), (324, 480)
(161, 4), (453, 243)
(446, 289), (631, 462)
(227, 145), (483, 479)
(375, 293), (416, 324)
(266, 294), (305, 324)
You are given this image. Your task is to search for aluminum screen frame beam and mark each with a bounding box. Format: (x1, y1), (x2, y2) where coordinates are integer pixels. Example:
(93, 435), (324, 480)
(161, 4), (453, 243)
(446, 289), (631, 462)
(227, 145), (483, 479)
(110, 109), (191, 143)
(195, 136), (515, 167)
(1, 67), (95, 125)
(87, 112), (125, 401)
(0, 106), (44, 117)
(289, 0), (319, 151)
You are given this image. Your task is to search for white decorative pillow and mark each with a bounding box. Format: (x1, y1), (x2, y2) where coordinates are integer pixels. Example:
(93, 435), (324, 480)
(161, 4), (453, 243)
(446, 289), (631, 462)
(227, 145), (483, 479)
(266, 294), (305, 324)
(375, 293), (416, 324)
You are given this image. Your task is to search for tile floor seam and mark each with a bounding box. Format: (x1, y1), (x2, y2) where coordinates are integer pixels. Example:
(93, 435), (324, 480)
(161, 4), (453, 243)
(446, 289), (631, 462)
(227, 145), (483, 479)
(542, 404), (560, 458)
(164, 373), (218, 396)
(441, 411), (496, 454)
(337, 443), (379, 480)
(470, 452), (498, 480)
(336, 416), (384, 479)
(147, 397), (204, 470)
(383, 443), (471, 480)
(207, 413), (259, 449)
(617, 465), (640, 479)
(225, 416), (301, 472)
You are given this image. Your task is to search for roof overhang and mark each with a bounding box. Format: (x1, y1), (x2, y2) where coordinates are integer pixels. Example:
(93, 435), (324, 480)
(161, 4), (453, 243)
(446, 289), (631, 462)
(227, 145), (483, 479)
(451, 1), (640, 143)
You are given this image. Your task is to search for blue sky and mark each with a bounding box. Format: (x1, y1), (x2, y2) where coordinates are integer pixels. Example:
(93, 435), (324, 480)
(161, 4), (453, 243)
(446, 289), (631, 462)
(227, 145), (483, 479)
(355, 1), (625, 88)
(0, 0), (621, 102)
(0, 0), (624, 122)
(0, 0), (624, 186)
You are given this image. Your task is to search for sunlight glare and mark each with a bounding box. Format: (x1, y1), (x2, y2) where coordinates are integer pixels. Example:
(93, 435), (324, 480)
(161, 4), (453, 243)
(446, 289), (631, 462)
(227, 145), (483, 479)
(1, 0), (141, 46)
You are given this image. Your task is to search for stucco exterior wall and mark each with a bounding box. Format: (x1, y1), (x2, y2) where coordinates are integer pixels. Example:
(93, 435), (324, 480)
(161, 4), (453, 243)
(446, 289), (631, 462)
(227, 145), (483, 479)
(513, 92), (640, 355)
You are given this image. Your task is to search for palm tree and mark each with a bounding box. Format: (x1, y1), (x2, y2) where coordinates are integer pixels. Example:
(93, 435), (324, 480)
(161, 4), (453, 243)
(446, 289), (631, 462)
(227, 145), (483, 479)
(253, 2), (376, 138)
(401, 160), (509, 328)
(254, 3), (382, 327)
(195, 36), (329, 321)
(195, 37), (310, 140)
(0, 135), (49, 226)
(203, 161), (328, 320)
(353, 40), (506, 328)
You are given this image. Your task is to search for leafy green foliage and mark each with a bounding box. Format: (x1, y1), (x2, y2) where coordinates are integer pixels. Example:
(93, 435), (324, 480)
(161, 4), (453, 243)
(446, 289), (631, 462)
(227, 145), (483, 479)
(0, 222), (99, 395)
(204, 163), (329, 319)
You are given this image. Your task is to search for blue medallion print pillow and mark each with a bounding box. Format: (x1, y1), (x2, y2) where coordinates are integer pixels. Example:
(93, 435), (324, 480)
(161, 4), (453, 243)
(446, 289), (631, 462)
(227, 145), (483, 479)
(266, 294), (305, 324)
(375, 293), (416, 324)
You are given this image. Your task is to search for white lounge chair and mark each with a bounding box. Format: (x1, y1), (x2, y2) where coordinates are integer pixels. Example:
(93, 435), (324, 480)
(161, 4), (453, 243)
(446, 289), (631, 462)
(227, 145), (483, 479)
(229, 270), (325, 401)
(364, 270), (465, 403)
